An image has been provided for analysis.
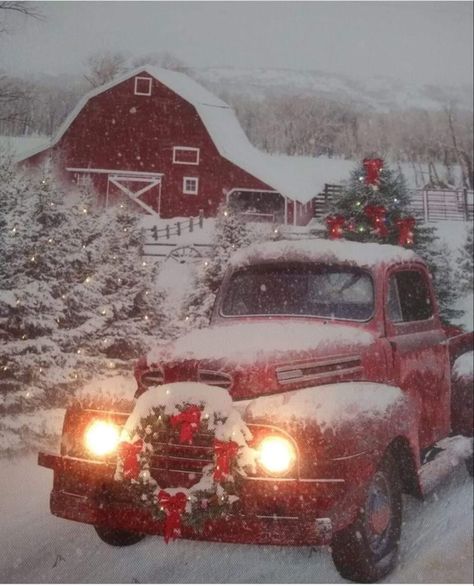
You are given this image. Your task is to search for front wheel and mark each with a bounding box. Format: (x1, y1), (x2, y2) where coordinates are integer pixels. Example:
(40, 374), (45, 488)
(94, 525), (145, 547)
(331, 453), (402, 583)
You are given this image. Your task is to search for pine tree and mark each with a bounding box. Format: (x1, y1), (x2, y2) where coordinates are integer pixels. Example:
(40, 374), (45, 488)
(324, 159), (461, 323)
(455, 224), (474, 294)
(82, 201), (165, 361)
(0, 161), (167, 415)
(180, 203), (253, 331)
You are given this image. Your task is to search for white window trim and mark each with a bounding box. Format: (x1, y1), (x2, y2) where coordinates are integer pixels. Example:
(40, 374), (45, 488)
(183, 177), (199, 195)
(173, 146), (200, 165)
(134, 76), (152, 96)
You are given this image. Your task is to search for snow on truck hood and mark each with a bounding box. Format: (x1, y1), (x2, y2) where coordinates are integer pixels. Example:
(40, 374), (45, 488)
(147, 321), (374, 365)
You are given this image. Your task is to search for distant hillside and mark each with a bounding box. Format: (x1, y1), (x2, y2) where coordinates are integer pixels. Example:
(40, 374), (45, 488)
(191, 66), (473, 113)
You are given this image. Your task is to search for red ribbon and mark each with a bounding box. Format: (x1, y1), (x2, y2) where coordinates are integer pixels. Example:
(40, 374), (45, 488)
(363, 158), (384, 186)
(326, 215), (345, 239)
(396, 217), (416, 246)
(214, 439), (239, 482)
(118, 438), (143, 480)
(170, 405), (201, 444)
(364, 205), (389, 237)
(157, 490), (187, 543)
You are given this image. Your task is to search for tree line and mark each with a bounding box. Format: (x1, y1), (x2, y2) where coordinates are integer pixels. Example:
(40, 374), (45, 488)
(1, 41), (473, 189)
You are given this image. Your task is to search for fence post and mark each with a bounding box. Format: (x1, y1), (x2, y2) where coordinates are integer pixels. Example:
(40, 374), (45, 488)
(189, 217), (194, 232)
(151, 226), (158, 241)
(166, 225), (170, 239)
(422, 189), (429, 223)
(462, 189), (469, 221)
(199, 209), (204, 228)
(176, 221), (181, 236)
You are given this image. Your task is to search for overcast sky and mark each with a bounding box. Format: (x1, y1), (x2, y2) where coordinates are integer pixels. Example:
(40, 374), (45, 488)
(0, 1), (472, 87)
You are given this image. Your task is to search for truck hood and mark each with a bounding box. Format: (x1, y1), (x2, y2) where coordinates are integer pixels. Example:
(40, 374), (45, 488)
(149, 320), (374, 366)
(144, 320), (375, 400)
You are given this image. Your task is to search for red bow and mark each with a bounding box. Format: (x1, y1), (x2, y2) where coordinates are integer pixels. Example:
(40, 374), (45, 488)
(214, 439), (239, 482)
(396, 217), (416, 246)
(326, 215), (345, 239)
(157, 490), (187, 543)
(170, 405), (201, 444)
(118, 438), (143, 480)
(363, 158), (384, 186)
(364, 205), (389, 237)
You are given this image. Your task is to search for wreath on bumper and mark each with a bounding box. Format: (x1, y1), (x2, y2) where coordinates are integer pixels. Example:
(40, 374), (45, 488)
(114, 382), (256, 542)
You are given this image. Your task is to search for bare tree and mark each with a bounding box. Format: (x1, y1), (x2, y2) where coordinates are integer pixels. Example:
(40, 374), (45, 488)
(0, 1), (42, 32)
(83, 51), (129, 88)
(131, 51), (188, 73)
(444, 103), (473, 189)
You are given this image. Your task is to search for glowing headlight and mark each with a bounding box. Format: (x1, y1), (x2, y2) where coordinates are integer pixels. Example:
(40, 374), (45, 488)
(84, 420), (120, 456)
(257, 435), (296, 475)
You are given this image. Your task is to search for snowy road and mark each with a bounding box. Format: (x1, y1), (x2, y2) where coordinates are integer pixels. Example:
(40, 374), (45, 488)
(0, 456), (472, 583)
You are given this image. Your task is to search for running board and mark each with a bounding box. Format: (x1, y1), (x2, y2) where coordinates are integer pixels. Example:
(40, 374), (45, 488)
(419, 435), (473, 495)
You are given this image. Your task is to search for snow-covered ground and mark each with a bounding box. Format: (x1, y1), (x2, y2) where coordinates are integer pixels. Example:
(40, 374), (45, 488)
(0, 455), (471, 583)
(1, 206), (472, 582)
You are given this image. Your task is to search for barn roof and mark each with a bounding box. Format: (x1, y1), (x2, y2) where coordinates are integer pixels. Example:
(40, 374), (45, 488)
(17, 66), (353, 204)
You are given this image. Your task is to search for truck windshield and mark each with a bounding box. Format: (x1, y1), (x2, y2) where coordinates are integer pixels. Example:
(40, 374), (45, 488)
(221, 264), (374, 320)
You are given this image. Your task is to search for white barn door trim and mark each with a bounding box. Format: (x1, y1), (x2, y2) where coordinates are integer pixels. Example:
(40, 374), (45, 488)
(107, 173), (163, 216)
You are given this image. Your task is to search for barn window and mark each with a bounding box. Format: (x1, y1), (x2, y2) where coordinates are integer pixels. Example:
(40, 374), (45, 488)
(173, 147), (200, 165)
(134, 76), (152, 96)
(183, 177), (199, 195)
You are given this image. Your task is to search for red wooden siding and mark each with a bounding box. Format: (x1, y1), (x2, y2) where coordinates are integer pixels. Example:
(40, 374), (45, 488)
(22, 71), (310, 225)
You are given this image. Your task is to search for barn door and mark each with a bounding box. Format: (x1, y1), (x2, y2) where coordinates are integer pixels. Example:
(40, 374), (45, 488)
(107, 174), (162, 215)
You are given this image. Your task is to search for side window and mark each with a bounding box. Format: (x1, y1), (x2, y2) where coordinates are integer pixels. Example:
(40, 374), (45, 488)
(387, 276), (403, 322)
(389, 270), (433, 323)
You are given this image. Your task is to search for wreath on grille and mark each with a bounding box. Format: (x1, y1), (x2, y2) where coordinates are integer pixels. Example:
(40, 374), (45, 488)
(114, 383), (256, 542)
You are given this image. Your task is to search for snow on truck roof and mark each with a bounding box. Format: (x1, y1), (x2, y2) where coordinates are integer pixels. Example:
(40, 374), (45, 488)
(230, 238), (421, 269)
(16, 66), (353, 204)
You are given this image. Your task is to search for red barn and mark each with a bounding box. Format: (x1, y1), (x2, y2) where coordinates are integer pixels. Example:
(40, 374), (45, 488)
(19, 67), (347, 226)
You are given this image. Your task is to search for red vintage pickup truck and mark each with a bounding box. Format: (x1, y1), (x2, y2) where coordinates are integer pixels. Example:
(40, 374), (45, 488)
(39, 238), (473, 582)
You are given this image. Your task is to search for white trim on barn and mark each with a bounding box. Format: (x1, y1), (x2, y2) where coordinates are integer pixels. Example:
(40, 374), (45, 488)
(66, 167), (164, 177)
(183, 176), (199, 195)
(134, 76), (153, 96)
(107, 174), (162, 215)
(173, 146), (200, 165)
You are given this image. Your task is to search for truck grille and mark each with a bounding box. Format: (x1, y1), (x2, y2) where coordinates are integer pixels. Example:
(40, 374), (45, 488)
(197, 369), (233, 390)
(276, 356), (362, 385)
(149, 429), (215, 478)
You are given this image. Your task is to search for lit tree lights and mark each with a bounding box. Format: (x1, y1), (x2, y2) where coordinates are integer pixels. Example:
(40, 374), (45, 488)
(324, 157), (462, 323)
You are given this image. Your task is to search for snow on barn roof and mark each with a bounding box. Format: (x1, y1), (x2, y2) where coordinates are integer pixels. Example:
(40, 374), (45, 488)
(16, 66), (353, 204)
(0, 135), (50, 159)
(230, 238), (420, 269)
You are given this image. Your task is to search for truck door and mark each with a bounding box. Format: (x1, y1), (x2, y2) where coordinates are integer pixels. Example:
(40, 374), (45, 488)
(385, 267), (451, 449)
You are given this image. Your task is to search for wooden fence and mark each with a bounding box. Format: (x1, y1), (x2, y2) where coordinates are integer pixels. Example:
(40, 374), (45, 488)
(148, 210), (204, 241)
(314, 184), (474, 222)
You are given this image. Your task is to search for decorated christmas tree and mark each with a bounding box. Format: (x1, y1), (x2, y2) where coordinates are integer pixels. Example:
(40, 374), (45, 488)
(324, 157), (460, 323)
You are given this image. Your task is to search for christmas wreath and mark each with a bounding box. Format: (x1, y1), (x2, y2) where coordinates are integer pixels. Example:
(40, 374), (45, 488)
(114, 382), (256, 542)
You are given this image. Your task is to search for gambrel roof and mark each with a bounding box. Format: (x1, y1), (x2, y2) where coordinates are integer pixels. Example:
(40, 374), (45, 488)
(18, 66), (353, 204)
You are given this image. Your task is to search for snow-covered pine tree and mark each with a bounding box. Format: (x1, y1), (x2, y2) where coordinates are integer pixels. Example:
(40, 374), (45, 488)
(455, 224), (474, 295)
(0, 161), (166, 416)
(81, 200), (165, 362)
(0, 161), (91, 414)
(180, 203), (252, 331)
(324, 159), (461, 323)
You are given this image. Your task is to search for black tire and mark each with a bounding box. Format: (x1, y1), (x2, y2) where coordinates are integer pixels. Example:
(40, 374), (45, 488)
(94, 525), (146, 547)
(331, 453), (402, 583)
